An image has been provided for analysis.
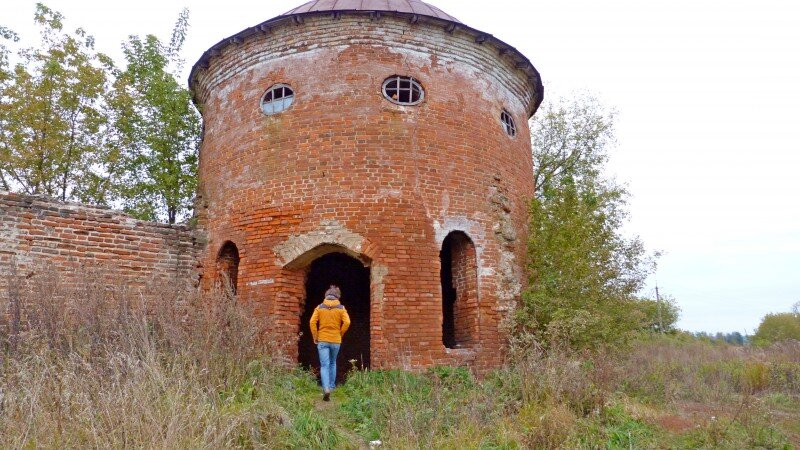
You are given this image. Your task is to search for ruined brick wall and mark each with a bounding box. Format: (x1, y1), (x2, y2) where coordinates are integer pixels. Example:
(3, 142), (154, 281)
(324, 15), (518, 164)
(191, 12), (539, 372)
(0, 191), (200, 299)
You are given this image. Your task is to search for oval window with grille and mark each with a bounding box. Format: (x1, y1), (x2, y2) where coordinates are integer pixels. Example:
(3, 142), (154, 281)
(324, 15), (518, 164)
(382, 76), (424, 106)
(501, 110), (517, 137)
(261, 84), (295, 115)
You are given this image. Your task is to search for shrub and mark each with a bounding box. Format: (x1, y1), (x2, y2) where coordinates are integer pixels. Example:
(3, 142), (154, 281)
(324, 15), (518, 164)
(519, 96), (655, 352)
(753, 312), (800, 346)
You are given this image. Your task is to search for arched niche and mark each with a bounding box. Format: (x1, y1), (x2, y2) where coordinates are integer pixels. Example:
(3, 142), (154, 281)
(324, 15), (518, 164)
(216, 241), (240, 294)
(440, 231), (479, 349)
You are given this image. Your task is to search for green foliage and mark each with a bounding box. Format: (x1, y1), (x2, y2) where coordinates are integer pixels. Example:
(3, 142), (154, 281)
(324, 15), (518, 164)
(0, 4), (113, 202)
(518, 95), (654, 351)
(753, 312), (800, 346)
(0, 4), (199, 224)
(340, 367), (492, 445)
(287, 410), (347, 449)
(0, 26), (19, 84)
(572, 404), (659, 449)
(531, 94), (615, 197)
(636, 294), (681, 334)
(108, 9), (200, 224)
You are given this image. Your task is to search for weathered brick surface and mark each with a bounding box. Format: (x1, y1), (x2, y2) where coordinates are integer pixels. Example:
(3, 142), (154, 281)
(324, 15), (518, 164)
(0, 191), (200, 298)
(192, 12), (539, 372)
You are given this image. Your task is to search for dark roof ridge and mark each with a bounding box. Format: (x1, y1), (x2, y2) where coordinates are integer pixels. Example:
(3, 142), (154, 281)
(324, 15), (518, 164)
(283, 0), (461, 23)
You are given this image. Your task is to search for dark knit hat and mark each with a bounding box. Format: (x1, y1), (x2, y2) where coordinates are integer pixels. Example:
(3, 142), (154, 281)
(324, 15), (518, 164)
(325, 285), (341, 299)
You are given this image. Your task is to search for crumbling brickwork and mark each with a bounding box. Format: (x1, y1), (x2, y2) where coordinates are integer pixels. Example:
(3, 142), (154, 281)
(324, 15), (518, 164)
(0, 191), (199, 298)
(190, 5), (542, 373)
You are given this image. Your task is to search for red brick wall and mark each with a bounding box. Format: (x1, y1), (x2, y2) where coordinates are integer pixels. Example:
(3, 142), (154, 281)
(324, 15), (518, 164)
(192, 13), (538, 372)
(0, 192), (200, 300)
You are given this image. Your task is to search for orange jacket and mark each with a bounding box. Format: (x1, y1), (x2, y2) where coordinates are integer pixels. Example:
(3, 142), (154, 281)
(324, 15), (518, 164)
(309, 299), (351, 344)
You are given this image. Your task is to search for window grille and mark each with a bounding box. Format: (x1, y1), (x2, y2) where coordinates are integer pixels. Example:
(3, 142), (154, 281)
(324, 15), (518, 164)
(382, 76), (424, 106)
(501, 110), (517, 137)
(261, 84), (295, 115)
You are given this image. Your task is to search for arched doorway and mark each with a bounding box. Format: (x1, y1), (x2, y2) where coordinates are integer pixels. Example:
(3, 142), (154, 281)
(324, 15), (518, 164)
(299, 252), (371, 384)
(216, 241), (240, 294)
(441, 231), (479, 349)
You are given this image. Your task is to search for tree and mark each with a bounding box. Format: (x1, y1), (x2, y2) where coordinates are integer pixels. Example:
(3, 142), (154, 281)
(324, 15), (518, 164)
(531, 95), (615, 197)
(637, 294), (680, 334)
(722, 331), (746, 345)
(753, 312), (800, 346)
(0, 27), (19, 162)
(692, 331), (748, 346)
(0, 4), (113, 202)
(108, 9), (200, 224)
(0, 26), (18, 84)
(516, 95), (655, 351)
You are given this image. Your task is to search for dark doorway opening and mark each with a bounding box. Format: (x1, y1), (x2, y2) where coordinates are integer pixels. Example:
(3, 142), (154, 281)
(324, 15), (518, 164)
(216, 241), (240, 294)
(299, 252), (370, 385)
(441, 236), (458, 348)
(441, 231), (479, 349)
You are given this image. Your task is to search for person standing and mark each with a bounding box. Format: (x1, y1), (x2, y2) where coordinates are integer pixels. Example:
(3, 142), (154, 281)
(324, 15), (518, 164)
(309, 285), (351, 401)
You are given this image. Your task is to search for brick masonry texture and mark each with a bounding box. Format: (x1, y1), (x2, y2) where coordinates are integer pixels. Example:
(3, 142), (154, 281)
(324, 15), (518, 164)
(192, 12), (539, 372)
(0, 191), (200, 299)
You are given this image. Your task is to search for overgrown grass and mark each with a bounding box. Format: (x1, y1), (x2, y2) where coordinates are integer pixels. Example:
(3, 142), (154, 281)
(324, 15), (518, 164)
(333, 338), (798, 449)
(0, 267), (341, 448)
(2, 272), (798, 448)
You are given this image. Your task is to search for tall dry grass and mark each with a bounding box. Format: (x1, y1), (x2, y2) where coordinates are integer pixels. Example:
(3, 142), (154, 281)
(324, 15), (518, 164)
(338, 336), (799, 448)
(0, 263), (293, 448)
(2, 264), (798, 448)
(619, 335), (800, 403)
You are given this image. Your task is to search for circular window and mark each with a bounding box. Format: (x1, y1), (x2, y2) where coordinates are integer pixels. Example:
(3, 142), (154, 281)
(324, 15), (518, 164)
(261, 84), (295, 115)
(382, 76), (424, 106)
(501, 110), (517, 137)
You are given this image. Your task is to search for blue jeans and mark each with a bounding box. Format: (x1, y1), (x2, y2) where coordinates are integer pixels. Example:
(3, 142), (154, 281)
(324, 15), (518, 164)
(317, 342), (341, 391)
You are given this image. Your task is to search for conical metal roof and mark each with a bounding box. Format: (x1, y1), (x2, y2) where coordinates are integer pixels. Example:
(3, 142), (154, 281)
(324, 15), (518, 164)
(282, 0), (460, 23)
(190, 0), (543, 116)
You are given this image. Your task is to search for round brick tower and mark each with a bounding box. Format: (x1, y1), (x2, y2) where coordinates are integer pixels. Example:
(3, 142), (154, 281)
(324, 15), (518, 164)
(189, 0), (543, 373)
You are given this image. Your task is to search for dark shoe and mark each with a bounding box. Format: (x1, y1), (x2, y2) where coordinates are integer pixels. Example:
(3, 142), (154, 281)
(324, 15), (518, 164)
(323, 392), (330, 402)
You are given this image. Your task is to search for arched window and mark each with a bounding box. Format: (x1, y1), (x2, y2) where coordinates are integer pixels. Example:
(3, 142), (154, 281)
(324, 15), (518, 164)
(216, 241), (240, 294)
(382, 75), (424, 106)
(261, 84), (295, 115)
(501, 109), (517, 137)
(440, 232), (479, 349)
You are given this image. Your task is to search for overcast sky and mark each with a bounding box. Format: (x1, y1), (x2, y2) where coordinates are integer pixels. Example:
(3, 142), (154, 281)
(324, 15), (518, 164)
(4, 0), (799, 333)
